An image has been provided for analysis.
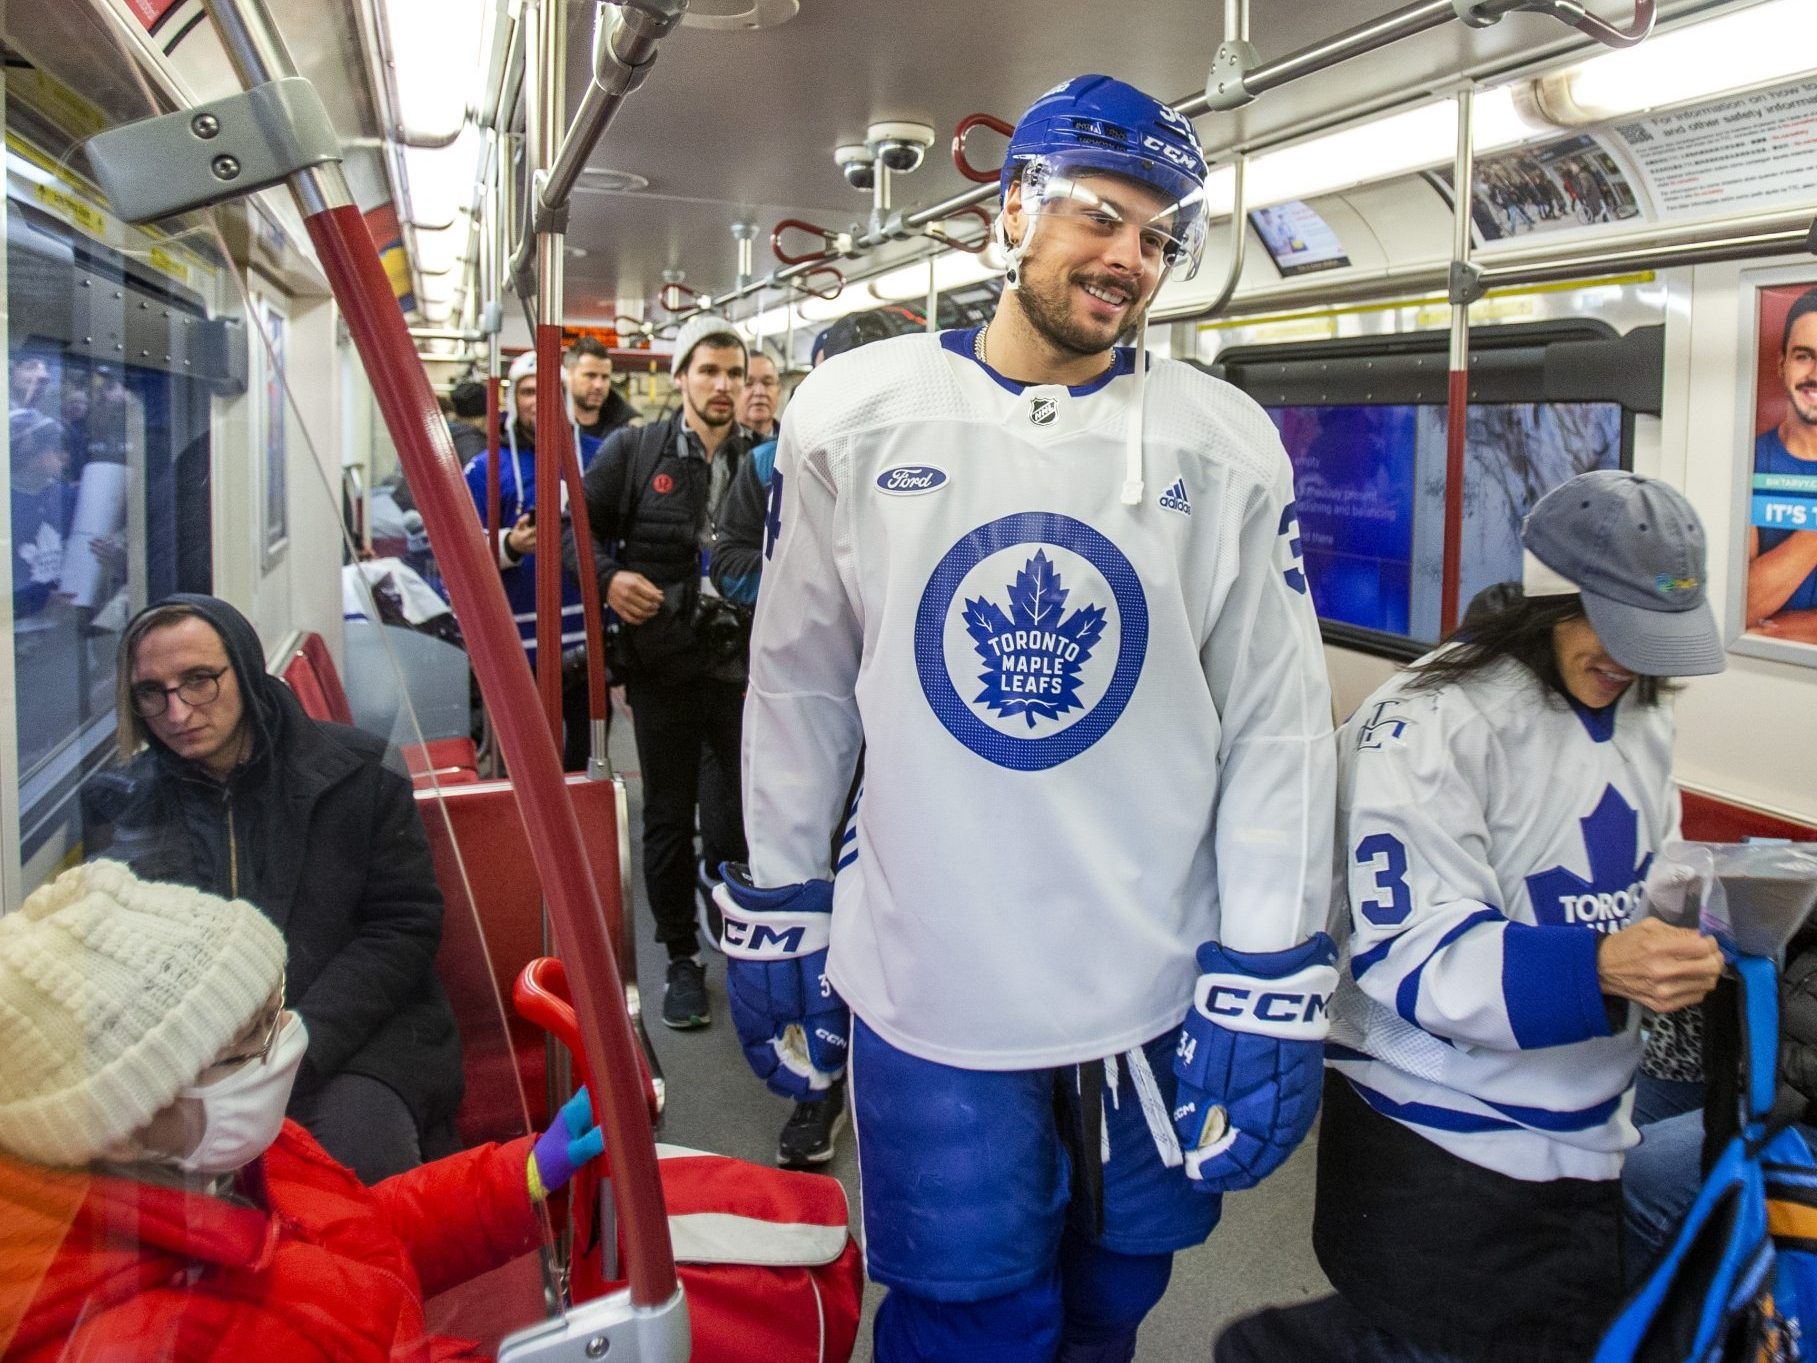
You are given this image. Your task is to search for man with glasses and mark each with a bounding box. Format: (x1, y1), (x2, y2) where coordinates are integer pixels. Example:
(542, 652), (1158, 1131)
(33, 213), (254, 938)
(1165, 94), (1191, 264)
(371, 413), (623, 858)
(102, 593), (463, 1185)
(738, 348), (784, 446)
(719, 75), (1335, 1360)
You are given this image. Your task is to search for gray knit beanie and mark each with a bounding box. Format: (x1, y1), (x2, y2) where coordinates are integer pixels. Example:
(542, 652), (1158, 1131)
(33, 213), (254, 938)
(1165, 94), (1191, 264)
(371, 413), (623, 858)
(0, 860), (285, 1167)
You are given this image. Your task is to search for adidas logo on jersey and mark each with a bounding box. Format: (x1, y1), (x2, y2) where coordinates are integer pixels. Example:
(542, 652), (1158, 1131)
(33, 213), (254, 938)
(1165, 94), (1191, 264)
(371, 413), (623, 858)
(1158, 479), (1192, 516)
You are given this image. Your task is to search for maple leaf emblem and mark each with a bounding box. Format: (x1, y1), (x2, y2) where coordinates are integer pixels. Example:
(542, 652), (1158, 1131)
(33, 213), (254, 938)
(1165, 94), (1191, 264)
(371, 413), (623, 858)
(961, 549), (1106, 727)
(1524, 785), (1653, 933)
(17, 521), (64, 585)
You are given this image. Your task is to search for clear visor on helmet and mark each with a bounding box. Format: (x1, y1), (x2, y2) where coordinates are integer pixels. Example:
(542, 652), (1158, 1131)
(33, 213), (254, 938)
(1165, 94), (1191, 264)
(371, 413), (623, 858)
(1010, 152), (1209, 281)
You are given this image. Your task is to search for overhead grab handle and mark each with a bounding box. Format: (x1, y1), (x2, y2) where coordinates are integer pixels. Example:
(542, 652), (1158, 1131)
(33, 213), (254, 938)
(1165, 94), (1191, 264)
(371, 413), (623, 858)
(952, 112), (1014, 184)
(924, 204), (993, 254)
(771, 217), (851, 266)
(787, 265), (846, 302)
(657, 279), (700, 312)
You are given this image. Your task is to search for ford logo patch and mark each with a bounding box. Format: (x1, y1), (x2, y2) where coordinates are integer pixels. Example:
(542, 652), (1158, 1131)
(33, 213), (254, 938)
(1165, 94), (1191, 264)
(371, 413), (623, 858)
(877, 465), (948, 496)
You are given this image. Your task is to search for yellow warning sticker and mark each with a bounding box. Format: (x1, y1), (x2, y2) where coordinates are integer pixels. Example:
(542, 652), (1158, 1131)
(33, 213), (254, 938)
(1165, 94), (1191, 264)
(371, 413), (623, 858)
(34, 182), (106, 238)
(147, 246), (190, 284)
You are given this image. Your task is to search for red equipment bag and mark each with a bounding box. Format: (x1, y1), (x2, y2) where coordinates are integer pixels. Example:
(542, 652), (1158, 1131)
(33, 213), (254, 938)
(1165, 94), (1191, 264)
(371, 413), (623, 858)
(515, 959), (864, 1362)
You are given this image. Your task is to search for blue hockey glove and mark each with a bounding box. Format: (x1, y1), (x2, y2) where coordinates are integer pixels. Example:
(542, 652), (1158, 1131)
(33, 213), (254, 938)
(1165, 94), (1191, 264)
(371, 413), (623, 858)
(1171, 934), (1337, 1193)
(713, 865), (849, 1102)
(527, 1087), (606, 1202)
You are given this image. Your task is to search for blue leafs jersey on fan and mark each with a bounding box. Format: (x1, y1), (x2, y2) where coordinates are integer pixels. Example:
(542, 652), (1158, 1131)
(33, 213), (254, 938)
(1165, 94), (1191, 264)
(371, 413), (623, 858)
(1327, 655), (1680, 1182)
(741, 327), (1335, 1071)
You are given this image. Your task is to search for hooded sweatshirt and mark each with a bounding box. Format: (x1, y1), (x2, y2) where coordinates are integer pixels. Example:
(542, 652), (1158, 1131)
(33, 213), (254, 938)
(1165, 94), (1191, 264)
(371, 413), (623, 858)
(107, 595), (464, 1131)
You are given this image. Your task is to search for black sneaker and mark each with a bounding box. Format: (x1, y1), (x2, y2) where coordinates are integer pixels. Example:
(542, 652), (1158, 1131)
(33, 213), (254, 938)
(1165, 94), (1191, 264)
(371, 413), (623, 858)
(778, 1082), (847, 1168)
(662, 956), (710, 1030)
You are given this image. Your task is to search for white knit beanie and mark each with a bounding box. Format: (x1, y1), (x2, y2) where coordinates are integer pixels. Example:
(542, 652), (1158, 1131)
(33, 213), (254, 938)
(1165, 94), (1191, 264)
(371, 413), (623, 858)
(0, 860), (285, 1167)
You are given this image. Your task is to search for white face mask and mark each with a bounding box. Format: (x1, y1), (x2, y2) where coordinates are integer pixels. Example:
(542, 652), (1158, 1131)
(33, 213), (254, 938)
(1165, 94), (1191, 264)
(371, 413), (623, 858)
(171, 1013), (308, 1175)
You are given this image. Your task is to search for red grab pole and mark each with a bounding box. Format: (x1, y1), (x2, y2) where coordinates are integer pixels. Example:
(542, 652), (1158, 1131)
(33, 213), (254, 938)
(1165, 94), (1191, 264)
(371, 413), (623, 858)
(535, 322), (567, 744)
(200, 0), (674, 1310)
(303, 205), (677, 1307)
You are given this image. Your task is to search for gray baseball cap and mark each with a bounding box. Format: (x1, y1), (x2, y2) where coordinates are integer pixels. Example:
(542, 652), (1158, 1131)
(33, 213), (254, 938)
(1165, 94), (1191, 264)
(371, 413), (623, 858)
(1521, 470), (1725, 677)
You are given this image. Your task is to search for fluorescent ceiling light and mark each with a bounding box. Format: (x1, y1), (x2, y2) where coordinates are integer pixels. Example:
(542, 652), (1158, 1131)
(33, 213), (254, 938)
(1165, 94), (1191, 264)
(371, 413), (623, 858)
(796, 289), (876, 324)
(1197, 85), (1546, 216)
(868, 246), (1006, 302)
(413, 223), (466, 276)
(1555, 0), (1815, 122)
(741, 304), (796, 340)
(402, 123), (482, 231)
(379, 0), (487, 141)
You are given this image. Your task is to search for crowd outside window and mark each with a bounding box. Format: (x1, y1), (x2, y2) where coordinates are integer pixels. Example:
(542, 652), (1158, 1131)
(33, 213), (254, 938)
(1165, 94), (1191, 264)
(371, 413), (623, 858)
(461, 350), (599, 771)
(566, 334), (640, 441)
(568, 313), (750, 1032)
(0, 859), (603, 1361)
(99, 595), (466, 1185)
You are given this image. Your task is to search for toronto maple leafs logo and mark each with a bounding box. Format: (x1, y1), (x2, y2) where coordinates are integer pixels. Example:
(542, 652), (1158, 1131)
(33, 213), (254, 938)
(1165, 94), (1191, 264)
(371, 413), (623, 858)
(962, 550), (1107, 727)
(915, 513), (1150, 771)
(18, 521), (64, 585)
(1525, 785), (1653, 934)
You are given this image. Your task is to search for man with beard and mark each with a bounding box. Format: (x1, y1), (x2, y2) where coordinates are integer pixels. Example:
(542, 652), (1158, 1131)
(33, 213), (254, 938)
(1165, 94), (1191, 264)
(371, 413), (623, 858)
(1747, 286), (1817, 642)
(714, 75), (1336, 1361)
(569, 314), (750, 1031)
(566, 334), (640, 439)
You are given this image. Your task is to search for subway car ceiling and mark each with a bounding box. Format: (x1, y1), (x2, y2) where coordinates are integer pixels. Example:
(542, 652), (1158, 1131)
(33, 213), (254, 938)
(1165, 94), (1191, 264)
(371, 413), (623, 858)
(17, 0), (1810, 345)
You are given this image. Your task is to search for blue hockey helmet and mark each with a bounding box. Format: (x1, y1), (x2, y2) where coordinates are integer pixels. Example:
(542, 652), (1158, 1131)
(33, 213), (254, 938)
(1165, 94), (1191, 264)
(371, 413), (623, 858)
(998, 74), (1210, 277)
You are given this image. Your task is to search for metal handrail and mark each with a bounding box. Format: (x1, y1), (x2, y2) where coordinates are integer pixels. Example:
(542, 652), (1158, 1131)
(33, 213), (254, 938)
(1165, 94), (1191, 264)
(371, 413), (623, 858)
(507, 0), (685, 298)
(697, 0), (1662, 317)
(952, 112), (1014, 184)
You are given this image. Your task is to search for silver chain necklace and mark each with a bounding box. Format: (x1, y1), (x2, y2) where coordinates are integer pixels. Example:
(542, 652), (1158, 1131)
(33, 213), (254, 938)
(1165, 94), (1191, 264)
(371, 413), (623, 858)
(973, 322), (989, 364)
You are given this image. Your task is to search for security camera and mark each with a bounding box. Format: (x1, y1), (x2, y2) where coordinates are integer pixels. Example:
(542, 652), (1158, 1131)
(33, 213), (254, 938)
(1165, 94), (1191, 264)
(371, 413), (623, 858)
(866, 121), (935, 176)
(835, 143), (875, 191)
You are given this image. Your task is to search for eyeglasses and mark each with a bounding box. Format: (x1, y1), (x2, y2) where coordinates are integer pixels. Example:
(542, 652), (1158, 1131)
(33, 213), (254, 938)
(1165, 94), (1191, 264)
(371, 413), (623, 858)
(130, 667), (228, 717)
(1028, 174), (1194, 267)
(215, 971), (287, 1070)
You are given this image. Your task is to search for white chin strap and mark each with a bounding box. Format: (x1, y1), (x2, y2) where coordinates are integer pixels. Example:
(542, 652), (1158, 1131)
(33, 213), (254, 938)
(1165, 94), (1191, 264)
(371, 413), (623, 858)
(1121, 262), (1174, 506)
(991, 205), (1030, 292)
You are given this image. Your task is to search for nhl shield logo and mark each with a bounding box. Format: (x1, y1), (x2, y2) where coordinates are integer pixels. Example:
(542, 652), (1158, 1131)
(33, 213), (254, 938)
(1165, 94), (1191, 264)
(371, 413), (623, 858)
(915, 512), (1149, 771)
(1028, 396), (1058, 427)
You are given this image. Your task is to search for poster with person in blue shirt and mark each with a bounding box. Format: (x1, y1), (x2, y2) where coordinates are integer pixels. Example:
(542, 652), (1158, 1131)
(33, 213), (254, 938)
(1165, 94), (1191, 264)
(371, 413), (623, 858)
(1748, 284), (1817, 646)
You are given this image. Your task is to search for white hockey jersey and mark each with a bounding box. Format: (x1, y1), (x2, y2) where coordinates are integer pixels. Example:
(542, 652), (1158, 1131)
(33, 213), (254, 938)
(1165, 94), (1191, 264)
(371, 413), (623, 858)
(1327, 654), (1681, 1181)
(742, 329), (1334, 1070)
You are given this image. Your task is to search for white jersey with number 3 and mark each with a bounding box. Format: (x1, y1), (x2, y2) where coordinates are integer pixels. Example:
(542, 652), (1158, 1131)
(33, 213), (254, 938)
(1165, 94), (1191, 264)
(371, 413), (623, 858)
(1328, 656), (1680, 1181)
(741, 330), (1334, 1070)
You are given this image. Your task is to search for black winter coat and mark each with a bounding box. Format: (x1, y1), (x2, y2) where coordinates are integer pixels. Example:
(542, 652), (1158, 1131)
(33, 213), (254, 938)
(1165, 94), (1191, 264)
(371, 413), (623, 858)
(1782, 932), (1817, 1118)
(107, 596), (463, 1133)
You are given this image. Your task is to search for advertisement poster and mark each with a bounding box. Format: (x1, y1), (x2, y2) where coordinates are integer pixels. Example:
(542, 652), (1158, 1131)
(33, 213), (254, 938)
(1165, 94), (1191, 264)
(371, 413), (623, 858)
(1249, 201), (1351, 278)
(260, 300), (289, 568)
(1741, 280), (1817, 652)
(1611, 81), (1817, 220)
(1268, 404), (1417, 636)
(1427, 133), (1640, 242)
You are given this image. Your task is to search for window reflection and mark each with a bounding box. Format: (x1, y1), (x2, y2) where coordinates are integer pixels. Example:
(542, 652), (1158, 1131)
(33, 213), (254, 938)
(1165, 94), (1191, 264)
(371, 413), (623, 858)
(8, 191), (215, 880)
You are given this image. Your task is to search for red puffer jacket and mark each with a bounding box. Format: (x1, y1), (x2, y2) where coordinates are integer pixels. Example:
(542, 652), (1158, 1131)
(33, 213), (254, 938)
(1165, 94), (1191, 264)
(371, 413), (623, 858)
(0, 1121), (544, 1362)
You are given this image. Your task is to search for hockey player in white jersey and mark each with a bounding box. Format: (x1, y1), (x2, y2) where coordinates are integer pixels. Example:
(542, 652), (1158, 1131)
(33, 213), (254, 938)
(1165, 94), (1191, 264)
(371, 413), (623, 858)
(714, 74), (1336, 1361)
(1215, 470), (1727, 1363)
